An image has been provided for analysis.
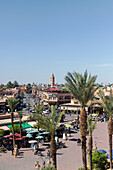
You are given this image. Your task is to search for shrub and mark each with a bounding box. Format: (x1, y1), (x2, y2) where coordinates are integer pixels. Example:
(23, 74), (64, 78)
(41, 166), (56, 170)
(92, 151), (107, 170)
(0, 129), (5, 137)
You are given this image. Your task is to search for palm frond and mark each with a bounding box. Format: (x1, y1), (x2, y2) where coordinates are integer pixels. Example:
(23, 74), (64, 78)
(7, 97), (19, 112)
(33, 105), (62, 137)
(65, 70), (98, 108)
(87, 117), (97, 135)
(98, 89), (113, 118)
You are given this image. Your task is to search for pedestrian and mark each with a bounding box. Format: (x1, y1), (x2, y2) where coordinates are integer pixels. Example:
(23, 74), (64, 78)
(14, 145), (18, 158)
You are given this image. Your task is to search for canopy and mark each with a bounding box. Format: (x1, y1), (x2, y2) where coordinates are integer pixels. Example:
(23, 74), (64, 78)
(4, 133), (20, 138)
(28, 121), (36, 127)
(22, 136), (29, 139)
(107, 155), (113, 159)
(24, 128), (38, 133)
(15, 133), (20, 138)
(28, 129), (38, 134)
(26, 134), (33, 138)
(39, 128), (46, 132)
(28, 140), (37, 144)
(7, 122), (32, 129)
(4, 134), (13, 138)
(98, 149), (107, 153)
(36, 136), (44, 139)
(108, 149), (113, 153)
(0, 126), (9, 131)
(64, 124), (71, 128)
(36, 133), (43, 136)
(41, 132), (49, 135)
(16, 138), (23, 140)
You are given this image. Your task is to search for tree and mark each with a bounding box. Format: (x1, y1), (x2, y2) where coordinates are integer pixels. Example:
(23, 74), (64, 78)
(26, 83), (32, 93)
(98, 89), (113, 170)
(87, 117), (97, 170)
(0, 129), (5, 137)
(33, 105), (63, 169)
(6, 81), (13, 88)
(7, 97), (19, 147)
(18, 111), (23, 138)
(65, 70), (98, 170)
(13, 80), (19, 87)
(34, 104), (44, 130)
(9, 124), (23, 134)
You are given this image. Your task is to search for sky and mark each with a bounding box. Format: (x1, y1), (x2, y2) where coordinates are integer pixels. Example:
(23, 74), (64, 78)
(0, 0), (113, 85)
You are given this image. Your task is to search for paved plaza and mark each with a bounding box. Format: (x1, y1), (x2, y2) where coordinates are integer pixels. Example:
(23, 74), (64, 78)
(0, 114), (111, 170)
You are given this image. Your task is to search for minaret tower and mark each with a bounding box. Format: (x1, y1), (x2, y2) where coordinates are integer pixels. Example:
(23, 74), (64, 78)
(50, 73), (55, 87)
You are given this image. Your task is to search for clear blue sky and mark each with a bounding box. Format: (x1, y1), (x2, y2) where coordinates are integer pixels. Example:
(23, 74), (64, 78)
(0, 0), (113, 85)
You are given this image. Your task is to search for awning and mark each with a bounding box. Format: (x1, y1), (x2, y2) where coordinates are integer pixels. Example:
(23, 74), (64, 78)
(0, 126), (9, 131)
(7, 122), (32, 129)
(28, 121), (37, 127)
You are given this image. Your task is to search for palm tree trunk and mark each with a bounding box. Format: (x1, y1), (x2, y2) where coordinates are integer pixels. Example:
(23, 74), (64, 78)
(20, 119), (22, 138)
(80, 108), (87, 170)
(88, 135), (92, 170)
(77, 111), (79, 129)
(11, 112), (15, 147)
(108, 118), (112, 170)
(50, 136), (57, 169)
(109, 134), (112, 170)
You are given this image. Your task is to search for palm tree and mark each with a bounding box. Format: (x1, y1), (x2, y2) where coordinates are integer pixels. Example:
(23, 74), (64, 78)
(65, 70), (98, 170)
(98, 89), (113, 170)
(18, 111), (23, 138)
(35, 104), (44, 130)
(33, 105), (62, 169)
(87, 117), (97, 170)
(7, 97), (19, 147)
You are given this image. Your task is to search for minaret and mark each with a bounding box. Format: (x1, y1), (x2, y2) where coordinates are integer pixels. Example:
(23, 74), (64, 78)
(50, 73), (55, 87)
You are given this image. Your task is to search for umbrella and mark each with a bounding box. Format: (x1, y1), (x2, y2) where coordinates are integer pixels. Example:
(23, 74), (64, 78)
(108, 149), (113, 153)
(9, 138), (13, 140)
(4, 134), (13, 138)
(28, 140), (37, 144)
(26, 134), (33, 138)
(15, 133), (21, 138)
(22, 136), (29, 139)
(39, 128), (45, 132)
(41, 132), (49, 135)
(35, 136), (44, 139)
(15, 138), (23, 140)
(107, 155), (113, 159)
(98, 149), (107, 153)
(107, 155), (113, 163)
(64, 124), (71, 128)
(28, 129), (38, 133)
(36, 133), (43, 136)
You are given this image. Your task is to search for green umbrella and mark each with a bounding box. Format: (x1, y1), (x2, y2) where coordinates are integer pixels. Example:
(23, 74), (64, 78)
(64, 124), (71, 128)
